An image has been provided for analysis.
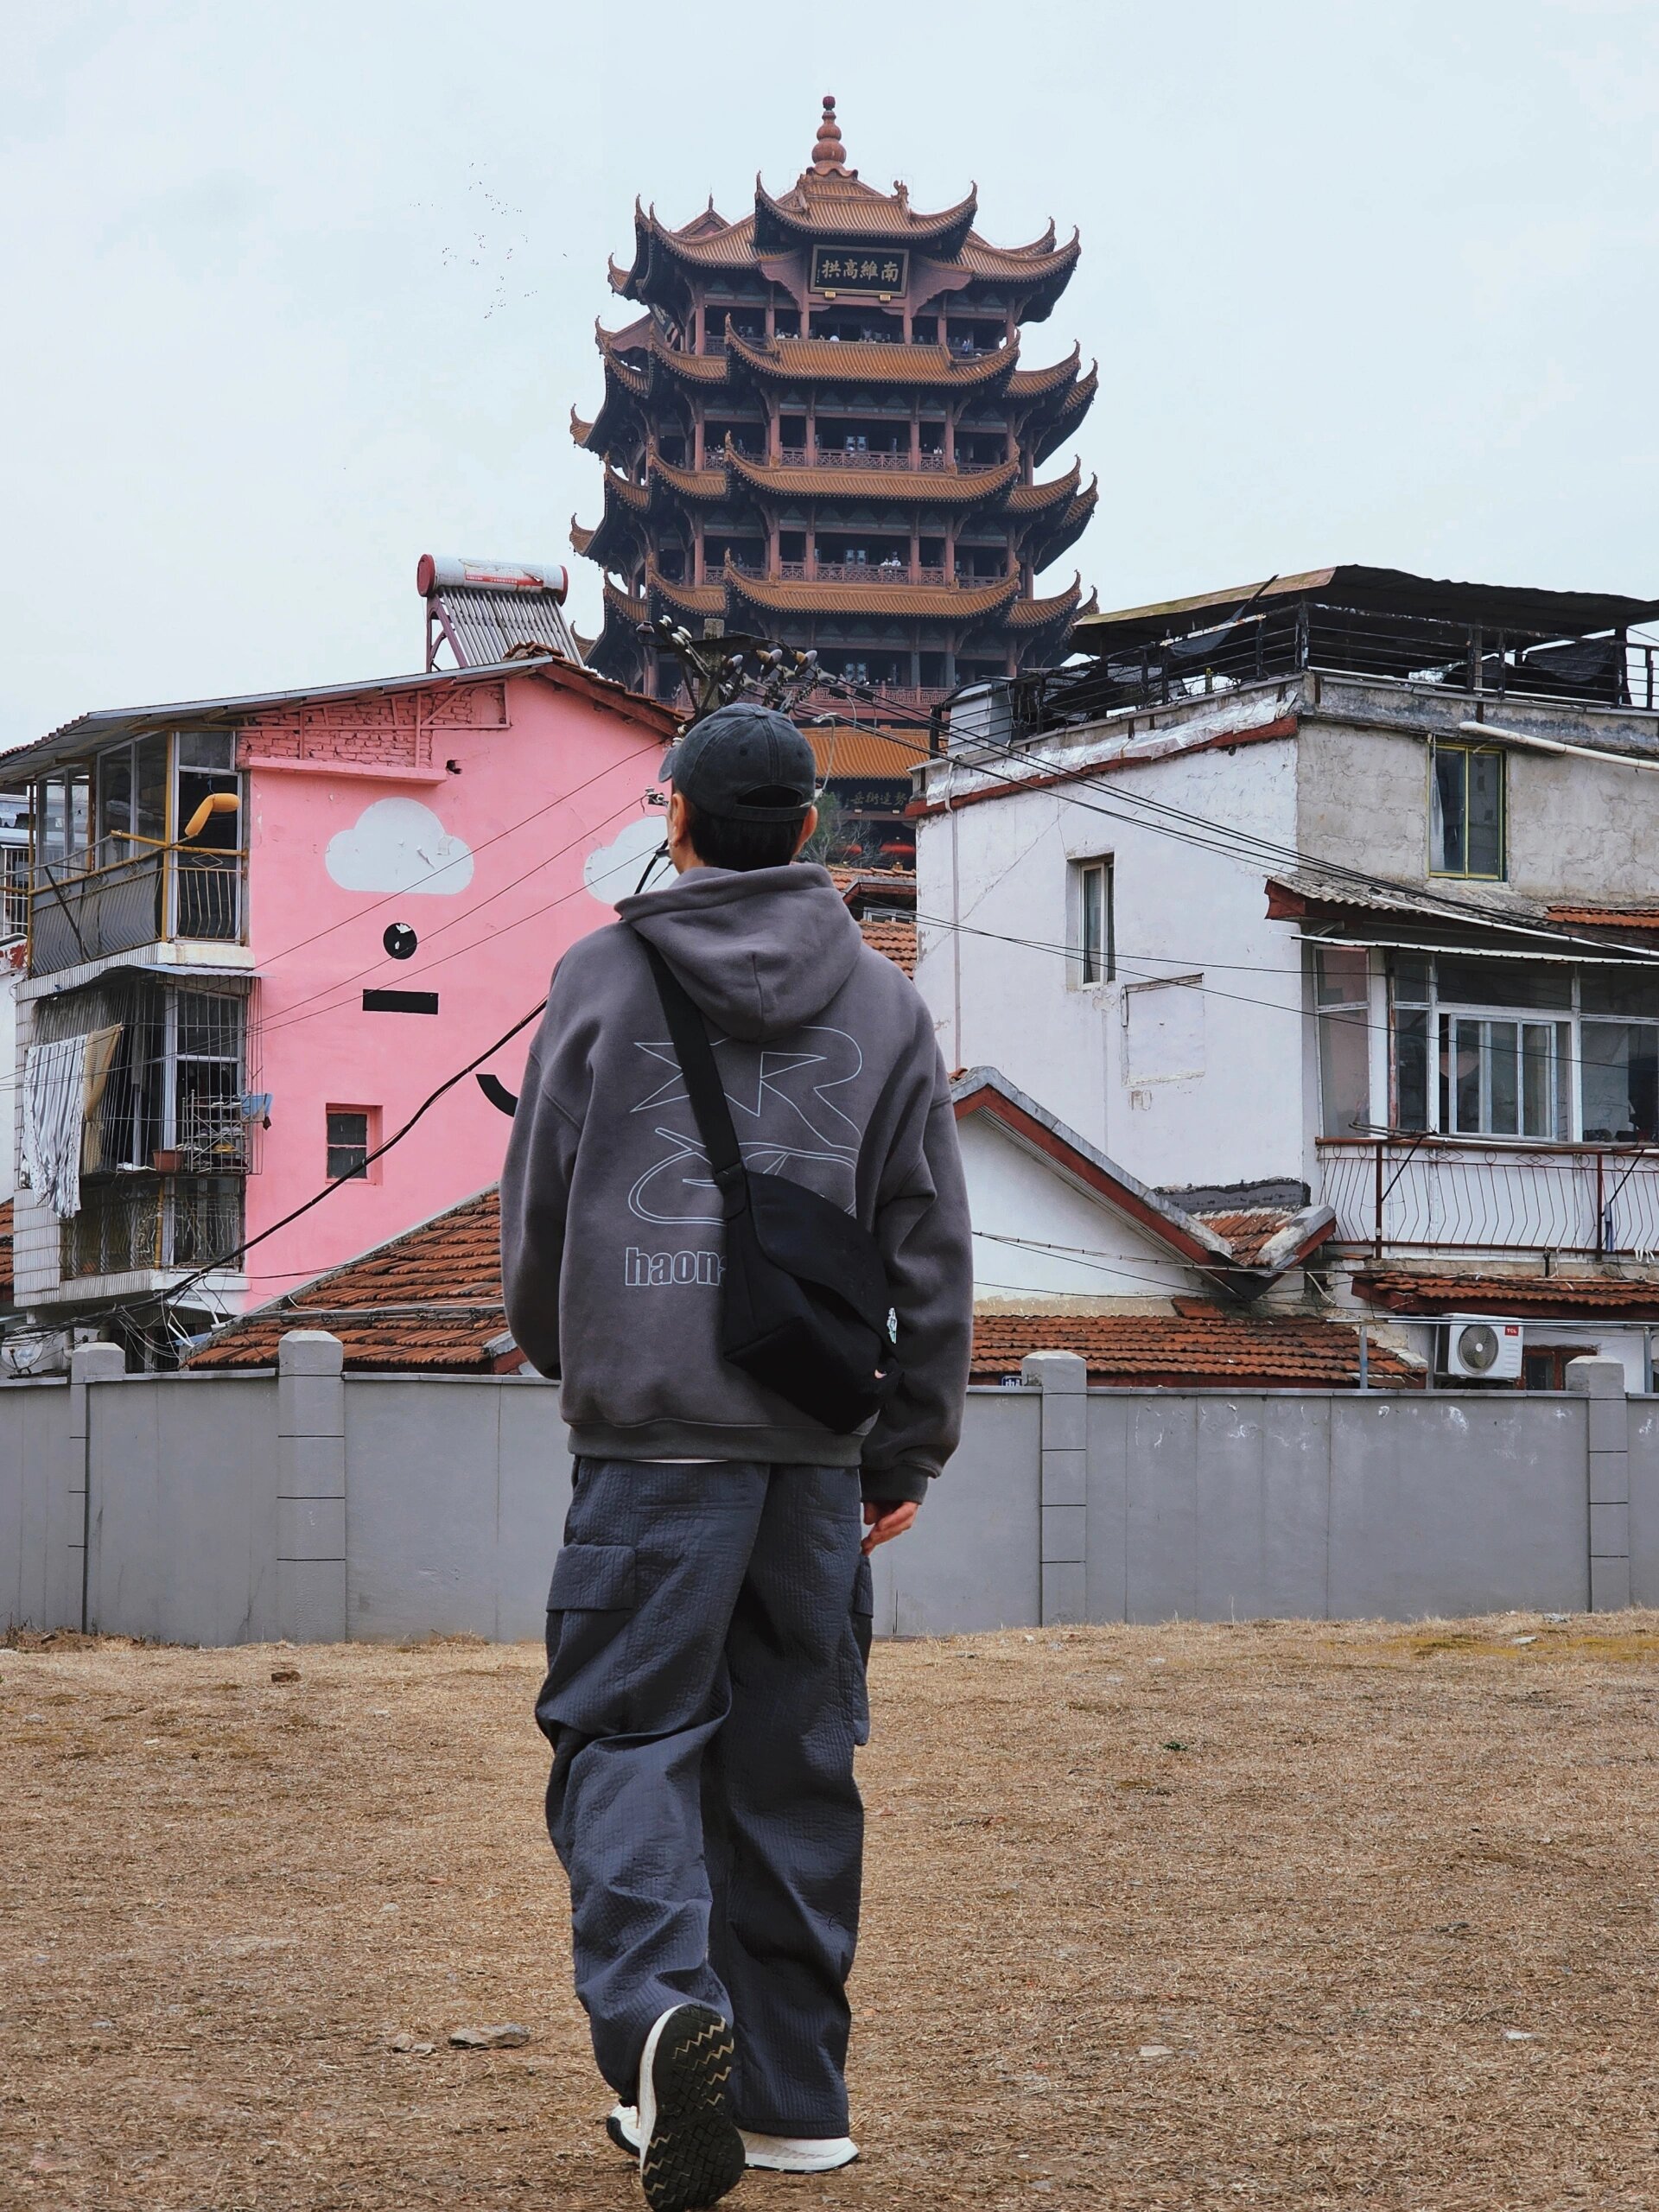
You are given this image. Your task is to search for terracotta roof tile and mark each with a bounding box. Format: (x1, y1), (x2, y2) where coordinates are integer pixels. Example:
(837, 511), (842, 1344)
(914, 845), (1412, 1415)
(810, 729), (927, 779)
(1192, 1210), (1301, 1267)
(725, 450), (1020, 504)
(1356, 1269), (1659, 1318)
(969, 1313), (1420, 1389)
(1547, 906), (1659, 931)
(859, 917), (916, 975)
(728, 571), (1018, 620)
(189, 1189), (507, 1374)
(729, 334), (1014, 387)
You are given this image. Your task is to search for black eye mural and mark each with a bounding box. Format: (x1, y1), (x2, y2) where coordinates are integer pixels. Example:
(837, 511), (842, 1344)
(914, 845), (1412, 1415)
(384, 923), (418, 960)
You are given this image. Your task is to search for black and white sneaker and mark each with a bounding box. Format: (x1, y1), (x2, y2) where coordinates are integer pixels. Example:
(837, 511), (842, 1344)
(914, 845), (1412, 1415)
(634, 2004), (745, 2211)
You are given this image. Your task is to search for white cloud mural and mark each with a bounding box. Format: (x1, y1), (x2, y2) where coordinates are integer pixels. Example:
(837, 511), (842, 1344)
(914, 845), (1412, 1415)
(325, 798), (474, 895)
(584, 813), (669, 906)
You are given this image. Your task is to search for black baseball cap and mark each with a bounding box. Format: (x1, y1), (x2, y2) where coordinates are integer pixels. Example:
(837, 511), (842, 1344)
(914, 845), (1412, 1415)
(662, 702), (819, 823)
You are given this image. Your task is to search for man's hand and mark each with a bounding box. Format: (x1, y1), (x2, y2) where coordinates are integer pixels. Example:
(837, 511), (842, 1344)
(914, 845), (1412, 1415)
(861, 1499), (918, 1555)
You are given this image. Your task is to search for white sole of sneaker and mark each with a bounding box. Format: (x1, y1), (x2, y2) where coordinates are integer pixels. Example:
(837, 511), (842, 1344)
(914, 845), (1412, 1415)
(635, 2005), (745, 2212)
(608, 2106), (860, 2176)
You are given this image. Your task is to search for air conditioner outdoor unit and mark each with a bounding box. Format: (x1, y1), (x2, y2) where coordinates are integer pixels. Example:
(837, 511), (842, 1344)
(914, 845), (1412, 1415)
(1443, 1314), (1524, 1382)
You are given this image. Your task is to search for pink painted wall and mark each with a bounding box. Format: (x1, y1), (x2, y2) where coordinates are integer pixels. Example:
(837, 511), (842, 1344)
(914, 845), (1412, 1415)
(239, 667), (674, 1298)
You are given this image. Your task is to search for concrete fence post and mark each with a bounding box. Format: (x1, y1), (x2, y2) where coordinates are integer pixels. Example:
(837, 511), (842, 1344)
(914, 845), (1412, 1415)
(69, 1342), (125, 1633)
(276, 1331), (346, 1643)
(1021, 1351), (1088, 1625)
(1568, 1355), (1630, 1613)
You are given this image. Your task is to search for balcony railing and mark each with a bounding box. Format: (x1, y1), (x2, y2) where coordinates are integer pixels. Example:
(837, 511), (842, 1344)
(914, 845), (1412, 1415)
(29, 848), (245, 978)
(780, 563), (950, 585)
(1318, 1137), (1659, 1257)
(775, 448), (997, 474)
(60, 1173), (245, 1283)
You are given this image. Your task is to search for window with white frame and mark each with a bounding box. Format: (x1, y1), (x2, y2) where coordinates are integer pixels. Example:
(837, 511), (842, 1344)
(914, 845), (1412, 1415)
(1071, 856), (1114, 986)
(1314, 947), (1370, 1136)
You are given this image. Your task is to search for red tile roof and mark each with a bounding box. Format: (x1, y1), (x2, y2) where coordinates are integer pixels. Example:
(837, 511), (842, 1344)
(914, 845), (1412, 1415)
(1192, 1210), (1301, 1267)
(860, 917), (917, 975)
(188, 1183), (1409, 1386)
(969, 1312), (1421, 1389)
(189, 1189), (508, 1374)
(811, 729), (928, 779)
(1356, 1269), (1659, 1319)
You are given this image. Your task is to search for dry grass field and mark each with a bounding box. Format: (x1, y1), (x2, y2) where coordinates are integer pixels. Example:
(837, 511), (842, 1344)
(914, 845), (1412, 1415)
(6, 1613), (1659, 2211)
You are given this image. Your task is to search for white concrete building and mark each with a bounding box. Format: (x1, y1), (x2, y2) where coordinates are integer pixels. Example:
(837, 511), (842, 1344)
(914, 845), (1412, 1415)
(916, 565), (1659, 1389)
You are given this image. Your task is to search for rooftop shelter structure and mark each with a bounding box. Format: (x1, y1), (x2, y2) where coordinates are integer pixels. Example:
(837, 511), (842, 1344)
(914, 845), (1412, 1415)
(573, 96), (1097, 716)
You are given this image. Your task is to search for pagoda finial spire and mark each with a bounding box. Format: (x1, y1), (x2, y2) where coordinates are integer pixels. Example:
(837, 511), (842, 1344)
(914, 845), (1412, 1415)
(810, 93), (854, 177)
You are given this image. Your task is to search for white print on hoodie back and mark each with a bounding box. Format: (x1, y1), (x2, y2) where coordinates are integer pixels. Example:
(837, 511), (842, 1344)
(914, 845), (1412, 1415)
(626, 1026), (864, 1244)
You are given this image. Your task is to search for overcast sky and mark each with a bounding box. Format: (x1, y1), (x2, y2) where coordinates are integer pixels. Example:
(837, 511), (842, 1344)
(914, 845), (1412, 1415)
(4, 0), (1656, 750)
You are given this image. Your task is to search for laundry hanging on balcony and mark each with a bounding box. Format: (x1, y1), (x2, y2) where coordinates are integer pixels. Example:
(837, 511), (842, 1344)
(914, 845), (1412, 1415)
(21, 1025), (122, 1219)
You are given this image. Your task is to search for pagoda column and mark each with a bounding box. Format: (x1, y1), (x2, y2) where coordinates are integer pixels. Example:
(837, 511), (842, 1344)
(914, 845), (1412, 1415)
(693, 523), (706, 587)
(910, 410), (920, 467)
(693, 410), (705, 469)
(909, 519), (919, 579)
(944, 524), (957, 582)
(943, 409), (956, 466)
(768, 408), (781, 461)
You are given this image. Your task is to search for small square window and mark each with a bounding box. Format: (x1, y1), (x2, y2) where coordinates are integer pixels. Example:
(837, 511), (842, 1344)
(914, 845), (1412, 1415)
(326, 1108), (377, 1182)
(1072, 857), (1115, 986)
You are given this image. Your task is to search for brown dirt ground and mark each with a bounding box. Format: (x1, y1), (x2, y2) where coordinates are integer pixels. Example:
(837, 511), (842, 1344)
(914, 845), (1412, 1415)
(6, 1614), (1659, 2211)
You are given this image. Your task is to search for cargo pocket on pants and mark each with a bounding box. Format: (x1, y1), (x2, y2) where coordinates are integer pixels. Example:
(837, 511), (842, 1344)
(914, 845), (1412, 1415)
(847, 1554), (874, 1746)
(542, 1541), (640, 1729)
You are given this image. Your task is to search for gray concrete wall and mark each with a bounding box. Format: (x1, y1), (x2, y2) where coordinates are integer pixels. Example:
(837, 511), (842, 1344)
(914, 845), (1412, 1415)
(3, 1333), (1654, 1645)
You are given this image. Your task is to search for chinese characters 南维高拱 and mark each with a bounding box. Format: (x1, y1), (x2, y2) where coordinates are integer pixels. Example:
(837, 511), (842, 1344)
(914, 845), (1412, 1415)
(859, 259), (879, 279)
(821, 257), (842, 279)
(880, 261), (901, 283)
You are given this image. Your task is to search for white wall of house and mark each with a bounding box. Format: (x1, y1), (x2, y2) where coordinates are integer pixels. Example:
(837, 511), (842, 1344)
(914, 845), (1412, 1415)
(956, 1111), (1188, 1306)
(916, 731), (1306, 1193)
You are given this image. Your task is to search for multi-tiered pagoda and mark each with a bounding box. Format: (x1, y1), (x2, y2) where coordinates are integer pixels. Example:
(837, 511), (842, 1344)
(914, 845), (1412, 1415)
(573, 98), (1097, 708)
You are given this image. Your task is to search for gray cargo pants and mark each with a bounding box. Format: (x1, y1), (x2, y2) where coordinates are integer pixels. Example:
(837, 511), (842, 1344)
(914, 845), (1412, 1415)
(534, 1457), (873, 2139)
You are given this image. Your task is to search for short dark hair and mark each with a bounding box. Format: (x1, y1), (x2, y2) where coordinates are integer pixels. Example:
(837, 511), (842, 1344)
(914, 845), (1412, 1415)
(684, 793), (810, 872)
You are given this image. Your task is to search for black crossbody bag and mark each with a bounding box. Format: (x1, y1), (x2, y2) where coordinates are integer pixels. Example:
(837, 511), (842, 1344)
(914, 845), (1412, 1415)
(637, 936), (899, 1434)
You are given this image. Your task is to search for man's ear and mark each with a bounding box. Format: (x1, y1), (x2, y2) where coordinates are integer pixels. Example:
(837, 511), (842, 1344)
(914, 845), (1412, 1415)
(793, 804), (820, 857)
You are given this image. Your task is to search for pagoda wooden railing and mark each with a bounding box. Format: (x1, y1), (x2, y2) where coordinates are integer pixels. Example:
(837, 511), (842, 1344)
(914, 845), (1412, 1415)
(779, 563), (950, 586)
(774, 448), (998, 474)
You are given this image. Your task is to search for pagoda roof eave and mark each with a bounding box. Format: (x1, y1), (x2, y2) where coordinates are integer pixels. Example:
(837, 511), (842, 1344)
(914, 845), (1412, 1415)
(652, 452), (730, 503)
(1004, 458), (1083, 518)
(724, 448), (1020, 505)
(753, 175), (979, 256)
(1027, 480), (1100, 571)
(645, 563), (729, 617)
(727, 330), (1017, 391)
(1006, 575), (1085, 632)
(1031, 365), (1098, 466)
(726, 569), (1020, 620)
(1006, 342), (1083, 404)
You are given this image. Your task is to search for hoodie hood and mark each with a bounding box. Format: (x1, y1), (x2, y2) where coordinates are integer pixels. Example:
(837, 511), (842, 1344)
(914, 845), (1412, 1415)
(617, 863), (864, 1040)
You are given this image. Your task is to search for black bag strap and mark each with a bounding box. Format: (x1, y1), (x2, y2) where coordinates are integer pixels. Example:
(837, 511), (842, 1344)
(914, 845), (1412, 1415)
(637, 938), (747, 1207)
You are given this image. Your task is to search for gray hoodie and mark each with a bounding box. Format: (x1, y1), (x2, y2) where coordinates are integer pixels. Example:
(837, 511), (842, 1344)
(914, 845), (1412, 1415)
(500, 862), (972, 1503)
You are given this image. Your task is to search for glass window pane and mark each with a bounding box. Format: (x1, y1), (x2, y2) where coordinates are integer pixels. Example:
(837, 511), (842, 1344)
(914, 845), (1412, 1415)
(1488, 1020), (1518, 1135)
(327, 1110), (369, 1181)
(1582, 1020), (1659, 1142)
(1454, 1018), (1483, 1132)
(1319, 1004), (1370, 1135)
(39, 778), (67, 865)
(1522, 1023), (1554, 1137)
(97, 746), (132, 867)
(1393, 952), (1431, 1006)
(1080, 866), (1102, 984)
(1437, 956), (1569, 1010)
(176, 731), (236, 771)
(1316, 947), (1369, 1006)
(134, 735), (168, 843)
(1395, 1007), (1429, 1130)
(1467, 751), (1503, 875)
(1432, 747), (1465, 872)
(67, 772), (91, 869)
(1580, 967), (1659, 1019)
